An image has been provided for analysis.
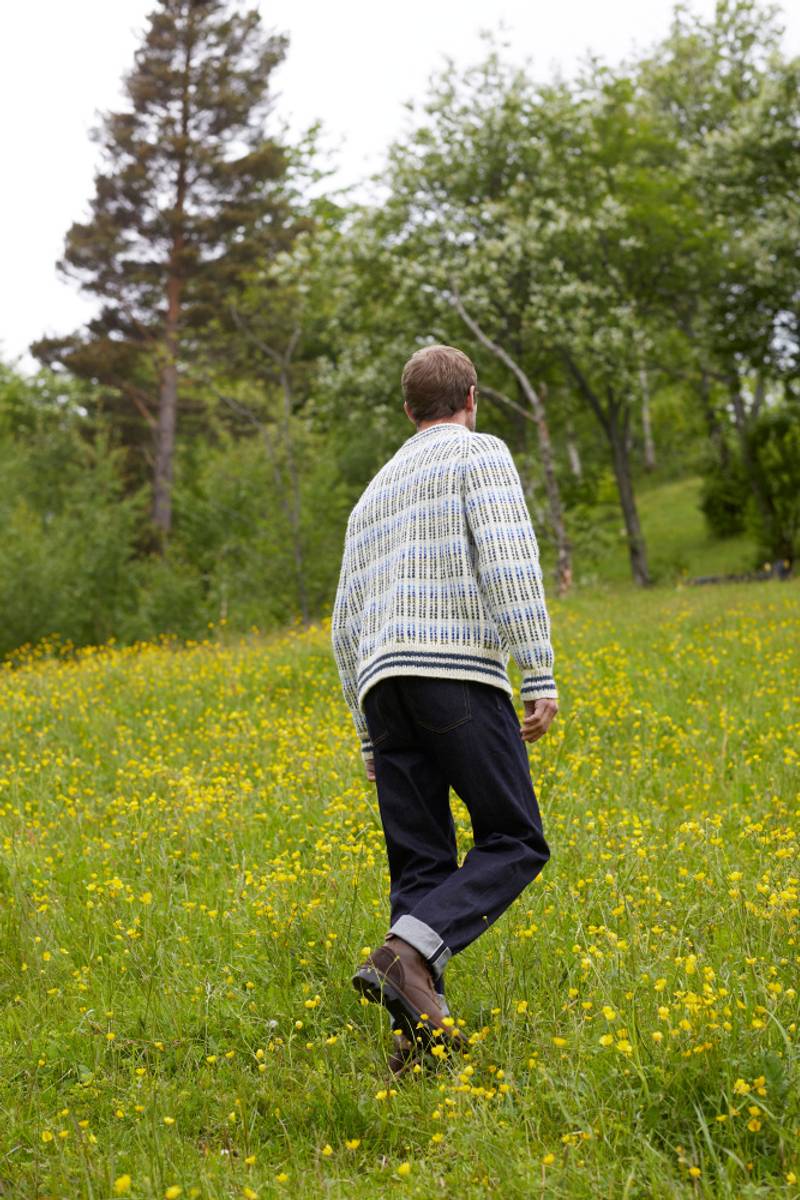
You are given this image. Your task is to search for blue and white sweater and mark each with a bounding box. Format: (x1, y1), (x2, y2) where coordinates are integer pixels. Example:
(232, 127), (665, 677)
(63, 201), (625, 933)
(331, 422), (558, 764)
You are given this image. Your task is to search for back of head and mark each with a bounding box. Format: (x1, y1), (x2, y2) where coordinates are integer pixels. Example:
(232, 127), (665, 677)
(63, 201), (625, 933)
(401, 345), (477, 424)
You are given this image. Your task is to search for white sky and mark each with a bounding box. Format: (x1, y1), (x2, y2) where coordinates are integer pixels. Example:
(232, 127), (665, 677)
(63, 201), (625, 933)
(1, 0), (798, 370)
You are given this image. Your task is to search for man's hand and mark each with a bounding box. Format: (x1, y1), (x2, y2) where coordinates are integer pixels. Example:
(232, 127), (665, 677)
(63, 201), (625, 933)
(520, 698), (558, 743)
(365, 756), (376, 782)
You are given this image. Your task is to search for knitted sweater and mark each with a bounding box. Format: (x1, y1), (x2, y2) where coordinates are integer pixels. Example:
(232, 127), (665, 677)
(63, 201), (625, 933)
(331, 422), (558, 764)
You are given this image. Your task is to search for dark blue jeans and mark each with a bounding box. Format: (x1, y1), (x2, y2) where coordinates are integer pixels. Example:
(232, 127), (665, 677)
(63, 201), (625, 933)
(362, 675), (550, 988)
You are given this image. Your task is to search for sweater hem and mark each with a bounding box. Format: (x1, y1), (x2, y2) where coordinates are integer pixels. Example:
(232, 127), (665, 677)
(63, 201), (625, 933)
(356, 648), (513, 709)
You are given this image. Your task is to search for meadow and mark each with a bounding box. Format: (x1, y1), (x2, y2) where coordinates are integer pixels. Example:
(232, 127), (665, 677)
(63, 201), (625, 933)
(1, 579), (798, 1199)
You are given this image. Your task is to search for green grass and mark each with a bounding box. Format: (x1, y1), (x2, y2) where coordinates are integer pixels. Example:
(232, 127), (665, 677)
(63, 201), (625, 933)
(1, 579), (798, 1198)
(562, 474), (760, 587)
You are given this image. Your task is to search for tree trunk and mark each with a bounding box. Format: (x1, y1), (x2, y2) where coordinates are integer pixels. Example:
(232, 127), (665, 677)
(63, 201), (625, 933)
(535, 383), (572, 593)
(152, 325), (179, 539)
(609, 402), (651, 586)
(565, 418), (582, 479)
(639, 362), (656, 472)
(450, 288), (573, 596)
(152, 21), (192, 545)
(699, 369), (730, 470)
(562, 351), (651, 586)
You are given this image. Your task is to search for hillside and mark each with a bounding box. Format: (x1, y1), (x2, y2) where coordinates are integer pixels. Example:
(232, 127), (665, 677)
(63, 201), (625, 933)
(551, 474), (763, 589)
(1, 580), (798, 1197)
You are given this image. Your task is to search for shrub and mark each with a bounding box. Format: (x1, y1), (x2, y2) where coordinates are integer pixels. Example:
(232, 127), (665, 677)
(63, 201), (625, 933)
(743, 406), (800, 565)
(0, 429), (146, 660)
(699, 452), (749, 538)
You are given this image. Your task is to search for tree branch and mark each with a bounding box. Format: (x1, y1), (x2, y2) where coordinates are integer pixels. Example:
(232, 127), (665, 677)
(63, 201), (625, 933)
(478, 384), (537, 424)
(560, 348), (610, 435)
(448, 280), (544, 416)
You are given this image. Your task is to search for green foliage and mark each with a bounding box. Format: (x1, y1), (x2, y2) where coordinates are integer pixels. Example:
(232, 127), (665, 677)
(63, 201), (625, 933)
(699, 405), (800, 562)
(562, 503), (619, 584)
(9, 0), (800, 649)
(743, 405), (800, 563)
(645, 383), (708, 480)
(0, 367), (147, 658)
(167, 420), (353, 630)
(0, 428), (147, 659)
(699, 453), (750, 538)
(0, 363), (356, 660)
(123, 549), (210, 645)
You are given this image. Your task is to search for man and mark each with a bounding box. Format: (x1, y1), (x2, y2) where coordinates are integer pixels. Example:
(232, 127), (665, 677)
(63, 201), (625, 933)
(331, 344), (558, 1073)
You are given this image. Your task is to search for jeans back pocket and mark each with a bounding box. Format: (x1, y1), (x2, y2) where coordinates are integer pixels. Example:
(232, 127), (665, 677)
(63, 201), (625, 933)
(403, 675), (472, 733)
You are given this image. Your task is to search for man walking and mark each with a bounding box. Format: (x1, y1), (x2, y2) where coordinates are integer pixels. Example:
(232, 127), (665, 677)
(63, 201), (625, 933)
(331, 344), (558, 1071)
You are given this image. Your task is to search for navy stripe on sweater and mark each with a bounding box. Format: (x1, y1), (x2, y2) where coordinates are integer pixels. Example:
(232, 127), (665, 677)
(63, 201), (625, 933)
(357, 650), (512, 691)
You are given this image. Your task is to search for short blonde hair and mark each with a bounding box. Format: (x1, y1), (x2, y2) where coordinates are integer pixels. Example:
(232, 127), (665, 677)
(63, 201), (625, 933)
(401, 344), (477, 423)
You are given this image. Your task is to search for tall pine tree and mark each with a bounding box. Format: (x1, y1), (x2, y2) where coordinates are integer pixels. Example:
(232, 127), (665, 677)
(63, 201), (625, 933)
(33, 0), (298, 545)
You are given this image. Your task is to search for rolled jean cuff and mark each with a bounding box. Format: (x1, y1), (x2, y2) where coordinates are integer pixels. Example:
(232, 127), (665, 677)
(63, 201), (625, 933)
(389, 914), (451, 979)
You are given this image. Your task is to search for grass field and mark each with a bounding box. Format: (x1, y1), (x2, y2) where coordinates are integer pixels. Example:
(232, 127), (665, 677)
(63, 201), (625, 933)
(1, 579), (798, 1198)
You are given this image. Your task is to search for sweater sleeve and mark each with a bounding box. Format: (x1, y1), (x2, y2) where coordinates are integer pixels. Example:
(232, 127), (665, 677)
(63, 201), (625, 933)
(463, 436), (558, 702)
(331, 528), (374, 765)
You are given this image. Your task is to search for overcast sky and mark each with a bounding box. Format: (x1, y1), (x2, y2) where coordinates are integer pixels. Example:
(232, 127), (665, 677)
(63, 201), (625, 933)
(2, 0), (798, 369)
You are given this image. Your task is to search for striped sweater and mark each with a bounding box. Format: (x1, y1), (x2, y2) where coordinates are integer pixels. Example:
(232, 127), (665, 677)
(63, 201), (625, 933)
(331, 422), (557, 764)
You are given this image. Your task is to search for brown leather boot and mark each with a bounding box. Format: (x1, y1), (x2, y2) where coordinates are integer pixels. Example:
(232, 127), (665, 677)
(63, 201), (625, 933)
(352, 933), (462, 1051)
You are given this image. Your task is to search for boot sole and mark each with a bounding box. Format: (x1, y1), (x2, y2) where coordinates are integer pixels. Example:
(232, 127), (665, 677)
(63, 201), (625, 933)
(351, 965), (461, 1054)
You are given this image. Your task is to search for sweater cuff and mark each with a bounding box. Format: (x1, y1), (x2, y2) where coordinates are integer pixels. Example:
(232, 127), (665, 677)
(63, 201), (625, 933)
(354, 714), (374, 764)
(360, 735), (375, 766)
(520, 673), (558, 702)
